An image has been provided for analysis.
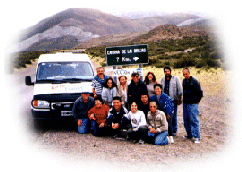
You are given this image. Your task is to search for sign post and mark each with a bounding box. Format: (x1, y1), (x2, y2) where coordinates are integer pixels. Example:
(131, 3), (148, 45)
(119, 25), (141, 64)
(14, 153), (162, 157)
(105, 45), (148, 81)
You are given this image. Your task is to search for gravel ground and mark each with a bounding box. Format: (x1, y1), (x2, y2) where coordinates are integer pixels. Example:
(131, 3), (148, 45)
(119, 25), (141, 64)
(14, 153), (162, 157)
(26, 94), (231, 167)
(11, 60), (232, 171)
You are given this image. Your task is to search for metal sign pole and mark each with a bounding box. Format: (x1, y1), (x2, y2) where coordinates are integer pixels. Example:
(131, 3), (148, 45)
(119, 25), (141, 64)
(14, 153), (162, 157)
(113, 66), (117, 83)
(139, 64), (143, 81)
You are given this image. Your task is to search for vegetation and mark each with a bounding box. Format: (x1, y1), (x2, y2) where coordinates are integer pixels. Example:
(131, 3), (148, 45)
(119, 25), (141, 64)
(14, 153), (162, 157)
(10, 51), (48, 69)
(86, 34), (225, 69)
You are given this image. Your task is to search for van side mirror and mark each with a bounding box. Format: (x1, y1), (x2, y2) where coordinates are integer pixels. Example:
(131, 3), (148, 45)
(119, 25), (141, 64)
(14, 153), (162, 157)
(25, 76), (34, 86)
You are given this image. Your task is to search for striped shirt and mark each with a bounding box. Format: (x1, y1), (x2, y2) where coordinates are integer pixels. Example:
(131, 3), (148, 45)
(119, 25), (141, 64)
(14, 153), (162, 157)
(91, 79), (103, 96)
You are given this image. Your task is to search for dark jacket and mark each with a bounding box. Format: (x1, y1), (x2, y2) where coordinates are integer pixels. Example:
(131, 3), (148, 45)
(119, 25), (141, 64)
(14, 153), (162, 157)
(72, 96), (95, 121)
(128, 80), (148, 105)
(182, 76), (203, 104)
(138, 101), (150, 119)
(106, 106), (130, 129)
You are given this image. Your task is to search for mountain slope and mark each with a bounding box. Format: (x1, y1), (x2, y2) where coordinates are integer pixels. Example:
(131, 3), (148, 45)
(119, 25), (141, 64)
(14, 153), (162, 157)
(16, 8), (201, 51)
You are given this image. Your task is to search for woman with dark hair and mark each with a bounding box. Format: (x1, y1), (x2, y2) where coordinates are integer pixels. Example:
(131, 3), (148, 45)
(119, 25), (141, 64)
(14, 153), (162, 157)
(102, 77), (117, 107)
(125, 101), (147, 144)
(144, 72), (157, 97)
(88, 96), (110, 136)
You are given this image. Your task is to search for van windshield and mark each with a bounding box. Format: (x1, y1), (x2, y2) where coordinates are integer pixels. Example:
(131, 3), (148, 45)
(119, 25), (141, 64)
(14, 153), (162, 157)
(36, 62), (94, 83)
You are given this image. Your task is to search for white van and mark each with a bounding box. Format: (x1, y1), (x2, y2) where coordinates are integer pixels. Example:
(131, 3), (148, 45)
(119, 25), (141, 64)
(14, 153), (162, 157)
(25, 52), (94, 120)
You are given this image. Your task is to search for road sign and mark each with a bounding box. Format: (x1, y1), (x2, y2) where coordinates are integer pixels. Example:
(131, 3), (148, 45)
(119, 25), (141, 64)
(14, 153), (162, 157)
(105, 45), (148, 66)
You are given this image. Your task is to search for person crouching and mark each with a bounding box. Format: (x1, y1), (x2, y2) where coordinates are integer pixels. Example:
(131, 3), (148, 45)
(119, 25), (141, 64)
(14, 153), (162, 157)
(125, 101), (148, 144)
(147, 101), (171, 145)
(88, 96), (110, 136)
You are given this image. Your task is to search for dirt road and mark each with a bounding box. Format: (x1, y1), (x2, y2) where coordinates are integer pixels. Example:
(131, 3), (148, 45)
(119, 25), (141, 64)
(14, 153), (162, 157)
(4, 57), (232, 172)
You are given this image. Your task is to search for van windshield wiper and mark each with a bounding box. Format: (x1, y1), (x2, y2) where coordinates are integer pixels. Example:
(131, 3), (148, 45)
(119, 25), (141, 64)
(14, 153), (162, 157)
(36, 79), (68, 83)
(62, 78), (93, 82)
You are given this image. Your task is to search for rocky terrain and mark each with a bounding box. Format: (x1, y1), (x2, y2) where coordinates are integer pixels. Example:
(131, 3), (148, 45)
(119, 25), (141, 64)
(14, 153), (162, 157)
(13, 8), (209, 51)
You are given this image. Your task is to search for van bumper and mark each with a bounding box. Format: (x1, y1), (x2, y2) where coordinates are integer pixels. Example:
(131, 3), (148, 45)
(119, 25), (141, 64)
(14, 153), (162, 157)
(32, 108), (74, 120)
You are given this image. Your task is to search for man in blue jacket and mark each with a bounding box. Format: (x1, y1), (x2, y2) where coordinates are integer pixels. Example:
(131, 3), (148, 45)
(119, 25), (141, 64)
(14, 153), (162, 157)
(182, 68), (203, 144)
(72, 92), (95, 134)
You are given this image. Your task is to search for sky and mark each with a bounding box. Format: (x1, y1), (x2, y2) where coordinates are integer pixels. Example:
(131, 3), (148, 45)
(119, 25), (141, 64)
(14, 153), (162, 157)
(1, 0), (242, 171)
(1, 0), (231, 32)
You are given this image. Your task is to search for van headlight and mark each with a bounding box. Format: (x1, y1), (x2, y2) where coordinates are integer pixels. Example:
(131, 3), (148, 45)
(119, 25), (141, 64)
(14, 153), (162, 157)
(32, 100), (50, 109)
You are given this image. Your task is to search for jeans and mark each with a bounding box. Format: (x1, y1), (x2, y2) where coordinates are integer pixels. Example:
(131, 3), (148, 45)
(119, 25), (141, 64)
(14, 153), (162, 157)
(172, 101), (178, 133)
(147, 130), (168, 145)
(167, 112), (174, 136)
(183, 103), (200, 140)
(90, 120), (108, 136)
(78, 118), (90, 134)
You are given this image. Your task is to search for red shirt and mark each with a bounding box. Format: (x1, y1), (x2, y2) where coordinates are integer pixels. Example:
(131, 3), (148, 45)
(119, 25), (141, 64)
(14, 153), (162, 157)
(88, 105), (110, 124)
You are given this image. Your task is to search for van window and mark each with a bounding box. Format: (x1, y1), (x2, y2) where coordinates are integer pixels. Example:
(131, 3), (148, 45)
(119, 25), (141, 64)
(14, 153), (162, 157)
(36, 62), (94, 82)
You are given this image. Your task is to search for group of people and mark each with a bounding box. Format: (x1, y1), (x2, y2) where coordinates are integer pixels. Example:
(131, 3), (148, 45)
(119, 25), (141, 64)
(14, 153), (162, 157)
(72, 66), (203, 145)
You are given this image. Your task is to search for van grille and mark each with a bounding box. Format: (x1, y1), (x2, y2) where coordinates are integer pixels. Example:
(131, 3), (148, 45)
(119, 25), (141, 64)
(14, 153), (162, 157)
(51, 102), (74, 111)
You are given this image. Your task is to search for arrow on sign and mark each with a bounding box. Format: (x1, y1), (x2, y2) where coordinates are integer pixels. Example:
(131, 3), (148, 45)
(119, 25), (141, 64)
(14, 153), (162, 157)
(133, 57), (139, 61)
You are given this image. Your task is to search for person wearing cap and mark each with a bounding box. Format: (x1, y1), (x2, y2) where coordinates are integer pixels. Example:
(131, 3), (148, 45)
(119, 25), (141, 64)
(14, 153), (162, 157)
(128, 72), (148, 109)
(92, 67), (109, 98)
(72, 92), (95, 134)
(88, 96), (110, 136)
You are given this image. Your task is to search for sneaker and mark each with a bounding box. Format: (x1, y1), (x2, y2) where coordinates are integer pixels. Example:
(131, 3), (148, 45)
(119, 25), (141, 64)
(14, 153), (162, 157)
(169, 136), (174, 144)
(167, 136), (171, 144)
(194, 138), (200, 144)
(112, 133), (125, 140)
(139, 140), (145, 144)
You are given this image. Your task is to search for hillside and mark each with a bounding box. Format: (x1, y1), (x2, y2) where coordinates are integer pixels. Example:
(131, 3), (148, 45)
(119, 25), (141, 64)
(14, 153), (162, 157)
(15, 8), (202, 51)
(76, 24), (207, 49)
(85, 24), (224, 69)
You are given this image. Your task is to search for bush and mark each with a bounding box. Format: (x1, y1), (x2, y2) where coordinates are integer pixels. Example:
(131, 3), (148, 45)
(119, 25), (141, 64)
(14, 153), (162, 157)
(207, 58), (220, 68)
(195, 59), (207, 68)
(173, 55), (196, 68)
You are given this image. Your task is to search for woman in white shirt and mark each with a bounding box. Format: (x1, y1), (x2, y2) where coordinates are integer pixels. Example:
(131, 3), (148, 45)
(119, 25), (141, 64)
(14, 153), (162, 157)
(125, 101), (148, 144)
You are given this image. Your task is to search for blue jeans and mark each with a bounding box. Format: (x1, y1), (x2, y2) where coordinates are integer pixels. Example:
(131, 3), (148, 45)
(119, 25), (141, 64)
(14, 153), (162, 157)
(78, 118), (90, 134)
(183, 103), (200, 140)
(147, 130), (168, 145)
(90, 120), (108, 136)
(172, 101), (178, 133)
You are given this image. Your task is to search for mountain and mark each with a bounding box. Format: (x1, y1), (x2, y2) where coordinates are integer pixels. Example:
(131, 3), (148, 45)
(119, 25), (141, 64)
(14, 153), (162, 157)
(15, 8), (202, 51)
(76, 24), (206, 49)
